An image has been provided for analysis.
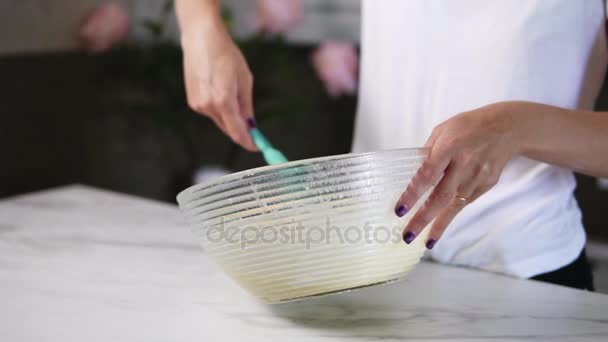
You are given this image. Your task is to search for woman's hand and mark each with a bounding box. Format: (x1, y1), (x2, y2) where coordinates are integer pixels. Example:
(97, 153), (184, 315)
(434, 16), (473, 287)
(180, 15), (257, 151)
(394, 102), (521, 249)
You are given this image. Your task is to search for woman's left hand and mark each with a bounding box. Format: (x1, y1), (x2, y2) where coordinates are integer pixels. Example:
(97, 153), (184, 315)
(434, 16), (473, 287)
(394, 102), (521, 250)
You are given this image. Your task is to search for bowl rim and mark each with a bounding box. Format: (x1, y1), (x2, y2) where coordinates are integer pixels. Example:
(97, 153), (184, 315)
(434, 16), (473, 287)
(177, 147), (428, 205)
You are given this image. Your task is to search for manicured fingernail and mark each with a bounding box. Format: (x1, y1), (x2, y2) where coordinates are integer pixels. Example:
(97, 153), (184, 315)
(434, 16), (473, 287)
(403, 231), (416, 244)
(395, 205), (408, 217)
(246, 117), (257, 129)
(426, 239), (437, 250)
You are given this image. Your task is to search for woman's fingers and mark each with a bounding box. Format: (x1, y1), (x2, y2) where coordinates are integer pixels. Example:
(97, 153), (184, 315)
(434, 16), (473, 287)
(185, 82), (235, 139)
(392, 107), (516, 250)
(184, 70), (229, 136)
(213, 89), (254, 150)
(424, 197), (468, 250)
(181, 35), (257, 151)
(207, 110), (231, 138)
(425, 174), (481, 249)
(190, 81), (256, 151)
(394, 146), (451, 219)
(468, 175), (500, 204)
(413, 160), (498, 249)
(401, 161), (468, 244)
(204, 72), (255, 151)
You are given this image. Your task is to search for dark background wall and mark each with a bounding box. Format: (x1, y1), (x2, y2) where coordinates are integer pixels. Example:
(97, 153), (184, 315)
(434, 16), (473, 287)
(0, 49), (606, 241)
(0, 46), (356, 199)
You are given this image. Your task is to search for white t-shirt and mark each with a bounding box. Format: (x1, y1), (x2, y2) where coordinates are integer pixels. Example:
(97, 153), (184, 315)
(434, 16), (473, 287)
(352, 0), (607, 278)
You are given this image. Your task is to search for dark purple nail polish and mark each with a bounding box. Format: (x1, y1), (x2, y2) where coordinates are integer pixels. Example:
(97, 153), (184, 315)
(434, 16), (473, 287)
(426, 239), (437, 250)
(403, 232), (416, 244)
(246, 117), (257, 129)
(395, 205), (408, 217)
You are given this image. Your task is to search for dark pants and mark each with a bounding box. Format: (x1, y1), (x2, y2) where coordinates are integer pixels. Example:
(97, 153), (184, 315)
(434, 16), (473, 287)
(531, 250), (595, 291)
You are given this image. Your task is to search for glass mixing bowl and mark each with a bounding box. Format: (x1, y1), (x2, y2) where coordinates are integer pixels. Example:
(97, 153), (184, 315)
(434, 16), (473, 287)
(177, 148), (431, 303)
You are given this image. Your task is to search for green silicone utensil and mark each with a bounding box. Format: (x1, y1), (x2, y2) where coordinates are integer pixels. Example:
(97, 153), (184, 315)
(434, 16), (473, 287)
(249, 125), (288, 165)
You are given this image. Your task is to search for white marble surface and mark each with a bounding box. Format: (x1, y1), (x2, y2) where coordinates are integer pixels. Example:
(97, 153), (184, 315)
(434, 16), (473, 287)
(1, 185), (607, 341)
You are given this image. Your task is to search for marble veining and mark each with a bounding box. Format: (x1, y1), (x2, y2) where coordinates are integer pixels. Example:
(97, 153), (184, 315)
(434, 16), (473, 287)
(1, 185), (607, 341)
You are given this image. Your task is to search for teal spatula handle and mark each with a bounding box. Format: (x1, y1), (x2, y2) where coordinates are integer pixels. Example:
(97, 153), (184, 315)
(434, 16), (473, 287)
(249, 127), (288, 165)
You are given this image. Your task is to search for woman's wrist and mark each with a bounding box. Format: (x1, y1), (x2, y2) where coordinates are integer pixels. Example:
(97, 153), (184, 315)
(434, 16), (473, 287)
(493, 101), (538, 157)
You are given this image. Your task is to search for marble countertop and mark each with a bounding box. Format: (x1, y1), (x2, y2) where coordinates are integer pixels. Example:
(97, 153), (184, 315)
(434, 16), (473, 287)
(1, 185), (607, 341)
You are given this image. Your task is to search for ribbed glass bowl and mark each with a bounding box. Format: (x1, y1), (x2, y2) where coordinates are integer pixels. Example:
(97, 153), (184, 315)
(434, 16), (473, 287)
(177, 148), (430, 303)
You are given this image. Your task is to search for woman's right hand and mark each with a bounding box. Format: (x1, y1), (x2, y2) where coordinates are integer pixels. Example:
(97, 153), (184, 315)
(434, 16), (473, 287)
(180, 15), (257, 151)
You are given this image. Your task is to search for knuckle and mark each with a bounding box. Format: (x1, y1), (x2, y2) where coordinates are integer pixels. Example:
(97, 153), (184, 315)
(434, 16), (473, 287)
(404, 182), (421, 198)
(188, 92), (212, 111)
(213, 93), (230, 107)
(400, 188), (414, 204)
(470, 162), (483, 175)
(455, 148), (474, 162)
(406, 184), (425, 202)
(187, 98), (197, 111)
(409, 216), (427, 232)
(431, 189), (452, 204)
(199, 97), (212, 110)
(431, 125), (442, 137)
(186, 94), (200, 109)
(446, 136), (463, 149)
(454, 152), (471, 166)
(189, 101), (207, 114)
(418, 165), (437, 184)
(467, 155), (481, 167)
(419, 202), (437, 221)
(245, 73), (254, 86)
(479, 163), (492, 177)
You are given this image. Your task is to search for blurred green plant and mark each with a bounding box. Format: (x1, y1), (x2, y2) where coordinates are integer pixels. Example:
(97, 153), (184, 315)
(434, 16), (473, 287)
(141, 0), (175, 40)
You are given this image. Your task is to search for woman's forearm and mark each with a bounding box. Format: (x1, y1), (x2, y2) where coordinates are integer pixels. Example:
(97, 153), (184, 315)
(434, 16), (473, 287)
(505, 101), (608, 177)
(175, 0), (257, 150)
(175, 0), (223, 35)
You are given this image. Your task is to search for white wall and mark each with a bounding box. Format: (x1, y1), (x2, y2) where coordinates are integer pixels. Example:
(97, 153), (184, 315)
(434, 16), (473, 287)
(0, 0), (361, 55)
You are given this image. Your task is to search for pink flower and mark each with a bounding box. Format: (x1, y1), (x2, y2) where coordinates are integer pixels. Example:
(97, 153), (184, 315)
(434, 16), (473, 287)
(79, 2), (130, 53)
(312, 42), (359, 98)
(255, 0), (303, 35)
